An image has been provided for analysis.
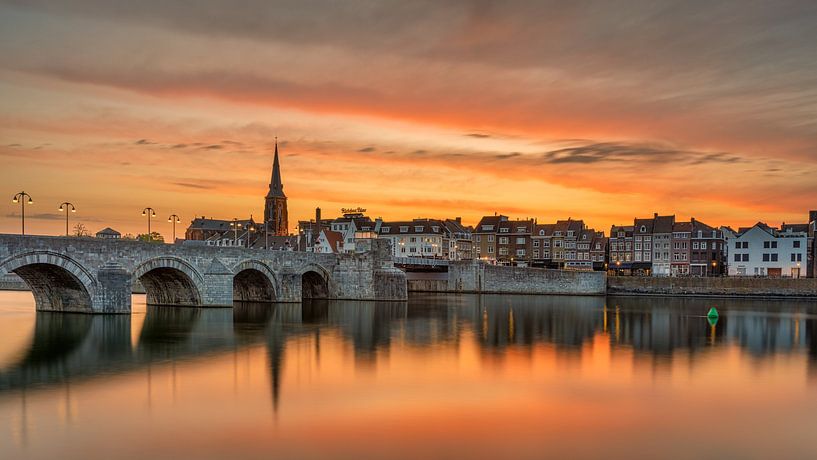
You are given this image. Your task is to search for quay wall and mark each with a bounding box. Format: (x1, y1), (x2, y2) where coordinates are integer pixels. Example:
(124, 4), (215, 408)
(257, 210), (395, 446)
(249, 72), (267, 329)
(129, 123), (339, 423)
(608, 276), (817, 298)
(408, 261), (606, 296)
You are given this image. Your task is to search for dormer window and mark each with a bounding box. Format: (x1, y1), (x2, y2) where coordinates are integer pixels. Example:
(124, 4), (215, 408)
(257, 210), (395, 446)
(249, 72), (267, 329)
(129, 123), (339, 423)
(640, 226), (646, 233)
(400, 226), (409, 233)
(382, 227), (391, 233)
(555, 231), (562, 237)
(415, 226), (424, 232)
(582, 234), (587, 240)
(482, 225), (494, 231)
(539, 230), (545, 236)
(567, 231), (574, 237)
(517, 227), (526, 233)
(500, 228), (509, 233)
(432, 226), (440, 232)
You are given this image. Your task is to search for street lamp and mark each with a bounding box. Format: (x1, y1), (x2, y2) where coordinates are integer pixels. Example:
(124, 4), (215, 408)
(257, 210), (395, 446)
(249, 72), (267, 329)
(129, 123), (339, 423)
(141, 207), (156, 241)
(711, 260), (717, 277)
(230, 218), (242, 246)
(167, 214), (181, 242)
(616, 260), (621, 276)
(58, 202), (76, 237)
(247, 225), (256, 248)
(12, 191), (33, 236)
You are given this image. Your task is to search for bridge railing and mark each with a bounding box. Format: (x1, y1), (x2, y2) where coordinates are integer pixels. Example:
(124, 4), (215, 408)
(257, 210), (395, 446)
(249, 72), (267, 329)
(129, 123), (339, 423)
(393, 257), (450, 267)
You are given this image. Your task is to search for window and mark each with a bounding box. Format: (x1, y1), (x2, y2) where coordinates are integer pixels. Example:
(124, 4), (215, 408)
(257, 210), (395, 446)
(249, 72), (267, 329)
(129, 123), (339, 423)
(499, 237), (509, 244)
(794, 241), (801, 248)
(567, 231), (574, 237)
(516, 237), (525, 244)
(743, 254), (749, 262)
(635, 243), (642, 250)
(432, 226), (439, 232)
(488, 235), (495, 242)
(487, 246), (494, 254)
(400, 226), (409, 233)
(516, 249), (526, 256)
(555, 231), (563, 237)
(693, 242), (699, 249)
(735, 254), (741, 262)
(517, 227), (527, 233)
(410, 237), (416, 243)
(772, 241), (778, 248)
(476, 235), (481, 242)
(499, 247), (508, 255)
(482, 225), (494, 231)
(539, 230), (545, 236)
(792, 253), (797, 262)
(640, 226), (646, 233)
(771, 254), (778, 262)
(554, 240), (563, 248)
(382, 227), (391, 233)
(544, 251), (550, 258)
(533, 240), (540, 247)
(543, 241), (550, 248)
(499, 228), (509, 233)
(533, 250), (539, 258)
(701, 242), (707, 250)
(414, 226), (424, 232)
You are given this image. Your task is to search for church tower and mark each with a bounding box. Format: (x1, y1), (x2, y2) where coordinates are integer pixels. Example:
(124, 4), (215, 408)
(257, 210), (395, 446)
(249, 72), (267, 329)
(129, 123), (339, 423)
(264, 139), (289, 236)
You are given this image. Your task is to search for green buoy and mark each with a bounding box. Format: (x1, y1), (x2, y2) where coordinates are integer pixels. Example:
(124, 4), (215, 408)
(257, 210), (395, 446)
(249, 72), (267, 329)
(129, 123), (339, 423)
(707, 307), (719, 319)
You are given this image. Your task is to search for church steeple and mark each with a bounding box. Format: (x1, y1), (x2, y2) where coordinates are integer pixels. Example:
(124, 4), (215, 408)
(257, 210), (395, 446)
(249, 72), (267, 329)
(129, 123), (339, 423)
(267, 138), (285, 198)
(264, 137), (289, 236)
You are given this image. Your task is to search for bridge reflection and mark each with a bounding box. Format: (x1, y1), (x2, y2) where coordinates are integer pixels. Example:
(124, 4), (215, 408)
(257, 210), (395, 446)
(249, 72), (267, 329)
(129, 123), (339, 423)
(3, 295), (817, 395)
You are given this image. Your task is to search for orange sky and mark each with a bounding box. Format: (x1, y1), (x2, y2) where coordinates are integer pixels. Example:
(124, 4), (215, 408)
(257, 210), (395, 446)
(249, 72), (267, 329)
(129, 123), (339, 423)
(1, 1), (816, 240)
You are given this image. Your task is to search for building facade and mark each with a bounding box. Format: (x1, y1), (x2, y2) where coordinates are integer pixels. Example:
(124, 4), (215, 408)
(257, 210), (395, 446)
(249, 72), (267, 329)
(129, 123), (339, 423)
(726, 222), (808, 277)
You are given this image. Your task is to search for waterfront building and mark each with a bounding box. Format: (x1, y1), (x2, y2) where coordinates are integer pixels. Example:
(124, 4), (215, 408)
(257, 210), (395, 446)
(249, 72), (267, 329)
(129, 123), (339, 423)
(609, 225), (634, 274)
(496, 218), (534, 265)
(566, 228), (602, 271)
(632, 217), (655, 275)
(590, 232), (609, 271)
(690, 218), (726, 276)
(442, 218), (474, 260)
(651, 214), (676, 276)
(670, 221), (692, 275)
(725, 222), (808, 277)
(95, 227), (121, 239)
(328, 212), (376, 252)
(532, 223), (555, 267)
(474, 215), (507, 262)
(377, 218), (446, 258)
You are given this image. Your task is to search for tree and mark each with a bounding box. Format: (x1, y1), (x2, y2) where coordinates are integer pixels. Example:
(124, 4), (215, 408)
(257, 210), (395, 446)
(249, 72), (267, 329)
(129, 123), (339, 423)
(72, 223), (90, 237)
(122, 233), (136, 240)
(136, 232), (165, 243)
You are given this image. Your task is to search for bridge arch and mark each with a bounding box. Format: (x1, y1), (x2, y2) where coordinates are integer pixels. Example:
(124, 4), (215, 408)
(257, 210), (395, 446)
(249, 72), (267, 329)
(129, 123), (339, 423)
(233, 260), (279, 302)
(0, 251), (96, 313)
(133, 257), (204, 306)
(299, 263), (333, 300)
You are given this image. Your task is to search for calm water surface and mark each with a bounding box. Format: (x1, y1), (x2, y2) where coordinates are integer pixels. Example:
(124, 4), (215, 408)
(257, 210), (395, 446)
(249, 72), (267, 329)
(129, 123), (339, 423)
(2, 291), (817, 459)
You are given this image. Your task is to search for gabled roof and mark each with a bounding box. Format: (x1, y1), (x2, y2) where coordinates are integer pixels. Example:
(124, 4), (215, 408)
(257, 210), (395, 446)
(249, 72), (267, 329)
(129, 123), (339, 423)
(498, 219), (534, 233)
(672, 221), (693, 232)
(534, 223), (556, 236)
(443, 218), (471, 235)
(320, 229), (344, 252)
(96, 227), (120, 236)
(634, 217), (655, 234)
(475, 215), (507, 232)
(691, 218), (717, 233)
(653, 215), (675, 233)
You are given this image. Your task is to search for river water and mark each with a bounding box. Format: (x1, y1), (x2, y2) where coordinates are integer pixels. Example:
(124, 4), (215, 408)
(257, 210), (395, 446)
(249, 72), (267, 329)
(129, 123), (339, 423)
(1, 291), (817, 459)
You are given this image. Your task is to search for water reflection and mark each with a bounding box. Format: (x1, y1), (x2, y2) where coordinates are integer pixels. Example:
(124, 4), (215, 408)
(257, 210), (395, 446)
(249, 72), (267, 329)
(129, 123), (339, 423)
(3, 295), (817, 393)
(3, 293), (817, 459)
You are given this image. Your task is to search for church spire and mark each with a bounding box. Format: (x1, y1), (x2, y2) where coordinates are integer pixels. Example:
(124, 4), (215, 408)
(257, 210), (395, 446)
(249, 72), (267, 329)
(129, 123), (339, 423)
(268, 137), (285, 198)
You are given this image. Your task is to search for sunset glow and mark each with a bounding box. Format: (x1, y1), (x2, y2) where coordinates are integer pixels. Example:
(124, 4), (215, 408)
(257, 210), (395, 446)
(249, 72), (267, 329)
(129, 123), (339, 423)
(2, 1), (816, 239)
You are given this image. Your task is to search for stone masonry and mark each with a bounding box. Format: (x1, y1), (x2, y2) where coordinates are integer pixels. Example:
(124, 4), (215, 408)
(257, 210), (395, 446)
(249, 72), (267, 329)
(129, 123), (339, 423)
(0, 234), (407, 314)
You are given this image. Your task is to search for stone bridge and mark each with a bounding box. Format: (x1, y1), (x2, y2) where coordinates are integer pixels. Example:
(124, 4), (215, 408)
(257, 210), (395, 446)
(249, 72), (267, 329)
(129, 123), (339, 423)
(0, 234), (407, 313)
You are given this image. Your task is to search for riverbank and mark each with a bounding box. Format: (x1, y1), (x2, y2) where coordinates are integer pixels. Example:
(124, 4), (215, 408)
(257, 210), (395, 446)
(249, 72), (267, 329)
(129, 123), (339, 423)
(607, 276), (817, 299)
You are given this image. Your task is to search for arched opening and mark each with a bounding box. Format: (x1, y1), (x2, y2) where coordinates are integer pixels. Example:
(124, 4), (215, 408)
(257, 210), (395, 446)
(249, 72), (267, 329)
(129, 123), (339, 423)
(302, 270), (329, 300)
(233, 269), (276, 302)
(138, 267), (202, 306)
(12, 263), (94, 313)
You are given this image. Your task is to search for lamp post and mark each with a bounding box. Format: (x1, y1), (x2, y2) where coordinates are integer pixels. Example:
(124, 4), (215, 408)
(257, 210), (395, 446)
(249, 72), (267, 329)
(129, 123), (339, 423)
(58, 202), (76, 237)
(711, 260), (717, 277)
(247, 225), (256, 248)
(141, 208), (156, 241)
(167, 214), (181, 242)
(230, 218), (242, 246)
(12, 192), (33, 236)
(616, 260), (621, 276)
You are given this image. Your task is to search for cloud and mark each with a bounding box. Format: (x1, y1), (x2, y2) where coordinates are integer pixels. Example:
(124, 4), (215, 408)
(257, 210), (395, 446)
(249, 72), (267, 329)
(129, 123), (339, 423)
(174, 182), (215, 190)
(357, 146), (376, 153)
(466, 133), (491, 138)
(540, 143), (745, 166)
(134, 138), (155, 145)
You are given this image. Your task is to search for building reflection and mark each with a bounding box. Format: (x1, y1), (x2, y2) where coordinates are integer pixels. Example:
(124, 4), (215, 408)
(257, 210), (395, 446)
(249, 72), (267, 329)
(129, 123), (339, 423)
(3, 294), (817, 398)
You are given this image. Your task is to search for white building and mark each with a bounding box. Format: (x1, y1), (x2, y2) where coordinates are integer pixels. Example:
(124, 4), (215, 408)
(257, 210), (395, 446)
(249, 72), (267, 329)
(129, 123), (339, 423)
(377, 219), (446, 258)
(726, 222), (808, 277)
(314, 229), (344, 254)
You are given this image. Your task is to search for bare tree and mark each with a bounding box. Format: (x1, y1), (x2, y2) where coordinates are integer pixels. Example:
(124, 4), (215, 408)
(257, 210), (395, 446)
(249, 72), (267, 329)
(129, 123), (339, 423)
(72, 223), (90, 237)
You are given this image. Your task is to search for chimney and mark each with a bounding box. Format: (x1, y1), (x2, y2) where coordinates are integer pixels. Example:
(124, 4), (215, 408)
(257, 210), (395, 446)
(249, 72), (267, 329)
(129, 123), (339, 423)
(810, 210), (817, 223)
(654, 212), (658, 218)
(455, 217), (462, 223)
(313, 207), (321, 244)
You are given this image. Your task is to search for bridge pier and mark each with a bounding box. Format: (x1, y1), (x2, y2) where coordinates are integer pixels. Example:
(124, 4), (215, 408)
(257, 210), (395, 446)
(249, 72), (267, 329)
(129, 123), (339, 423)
(94, 262), (132, 314)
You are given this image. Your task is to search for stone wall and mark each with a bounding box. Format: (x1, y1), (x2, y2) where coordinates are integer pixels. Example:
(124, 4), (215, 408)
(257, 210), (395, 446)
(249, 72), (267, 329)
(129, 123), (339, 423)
(407, 261), (606, 295)
(608, 276), (817, 298)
